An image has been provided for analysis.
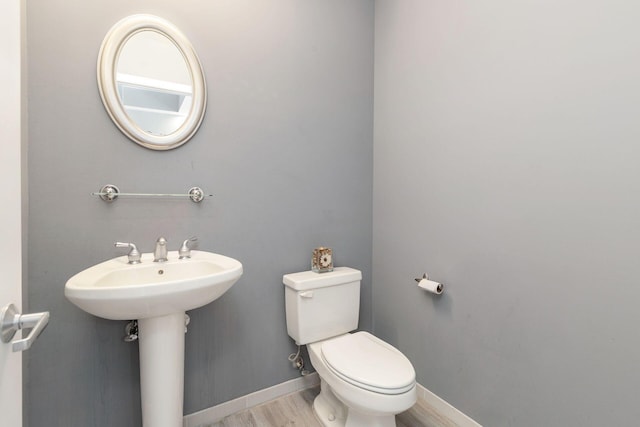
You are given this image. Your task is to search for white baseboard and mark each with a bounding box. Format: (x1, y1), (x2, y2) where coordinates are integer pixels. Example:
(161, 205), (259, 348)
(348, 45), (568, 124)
(183, 373), (320, 427)
(183, 374), (481, 427)
(416, 383), (482, 427)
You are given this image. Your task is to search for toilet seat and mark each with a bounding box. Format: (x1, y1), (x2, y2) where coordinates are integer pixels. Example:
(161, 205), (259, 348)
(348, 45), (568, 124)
(320, 332), (415, 395)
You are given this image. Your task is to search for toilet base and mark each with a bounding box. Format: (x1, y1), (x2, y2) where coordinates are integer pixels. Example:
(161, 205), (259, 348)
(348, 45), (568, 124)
(312, 379), (397, 427)
(313, 379), (347, 426)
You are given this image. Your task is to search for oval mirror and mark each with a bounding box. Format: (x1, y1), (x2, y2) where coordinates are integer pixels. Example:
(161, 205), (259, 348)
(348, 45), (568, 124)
(97, 15), (206, 150)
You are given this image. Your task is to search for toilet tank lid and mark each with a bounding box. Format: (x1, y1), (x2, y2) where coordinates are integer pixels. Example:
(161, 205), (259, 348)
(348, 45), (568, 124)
(283, 267), (362, 291)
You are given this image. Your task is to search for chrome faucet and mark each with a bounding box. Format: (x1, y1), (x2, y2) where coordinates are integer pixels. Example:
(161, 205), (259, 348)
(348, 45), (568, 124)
(178, 237), (198, 259)
(153, 237), (168, 262)
(115, 242), (141, 264)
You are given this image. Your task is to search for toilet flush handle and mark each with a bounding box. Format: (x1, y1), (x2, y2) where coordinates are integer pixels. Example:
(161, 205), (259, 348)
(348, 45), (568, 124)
(299, 291), (314, 299)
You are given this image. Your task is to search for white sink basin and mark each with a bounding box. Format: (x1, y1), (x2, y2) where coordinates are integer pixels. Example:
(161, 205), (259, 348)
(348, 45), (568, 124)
(65, 250), (243, 320)
(65, 249), (242, 427)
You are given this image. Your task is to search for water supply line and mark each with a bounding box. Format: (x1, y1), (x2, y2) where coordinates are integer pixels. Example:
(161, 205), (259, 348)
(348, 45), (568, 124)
(124, 320), (138, 342)
(288, 344), (310, 376)
(124, 314), (190, 342)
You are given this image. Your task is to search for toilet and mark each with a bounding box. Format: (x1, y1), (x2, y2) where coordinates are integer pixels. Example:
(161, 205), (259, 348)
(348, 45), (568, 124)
(283, 267), (416, 427)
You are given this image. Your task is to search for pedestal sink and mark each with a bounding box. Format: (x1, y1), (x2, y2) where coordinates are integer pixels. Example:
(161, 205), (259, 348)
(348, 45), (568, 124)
(65, 250), (243, 427)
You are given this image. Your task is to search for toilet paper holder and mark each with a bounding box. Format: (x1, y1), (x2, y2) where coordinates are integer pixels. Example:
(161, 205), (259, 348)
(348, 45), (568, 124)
(414, 273), (444, 295)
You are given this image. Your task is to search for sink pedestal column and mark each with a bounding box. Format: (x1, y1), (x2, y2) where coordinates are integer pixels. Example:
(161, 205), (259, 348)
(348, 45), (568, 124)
(138, 312), (186, 427)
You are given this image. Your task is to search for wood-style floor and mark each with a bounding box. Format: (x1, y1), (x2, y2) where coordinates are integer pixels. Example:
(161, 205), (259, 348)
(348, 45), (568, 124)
(208, 386), (460, 427)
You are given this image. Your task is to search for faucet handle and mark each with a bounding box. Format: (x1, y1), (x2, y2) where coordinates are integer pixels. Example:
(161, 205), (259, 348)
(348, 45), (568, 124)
(179, 237), (198, 259)
(115, 242), (141, 264)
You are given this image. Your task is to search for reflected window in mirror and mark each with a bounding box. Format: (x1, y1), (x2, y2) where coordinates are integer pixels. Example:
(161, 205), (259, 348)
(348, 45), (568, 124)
(116, 31), (193, 136)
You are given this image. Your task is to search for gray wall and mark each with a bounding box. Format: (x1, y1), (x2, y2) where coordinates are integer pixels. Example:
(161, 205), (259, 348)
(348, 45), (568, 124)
(26, 1), (373, 425)
(374, 1), (640, 426)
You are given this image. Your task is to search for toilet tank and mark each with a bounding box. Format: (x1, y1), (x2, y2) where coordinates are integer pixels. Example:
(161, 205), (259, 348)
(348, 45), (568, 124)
(283, 267), (362, 345)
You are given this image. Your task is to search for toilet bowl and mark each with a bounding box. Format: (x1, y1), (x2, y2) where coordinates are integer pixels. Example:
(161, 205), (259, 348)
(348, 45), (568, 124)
(283, 267), (417, 427)
(308, 332), (416, 427)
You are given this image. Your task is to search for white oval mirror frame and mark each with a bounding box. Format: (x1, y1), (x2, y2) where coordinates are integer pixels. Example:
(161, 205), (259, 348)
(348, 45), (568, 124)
(97, 15), (207, 150)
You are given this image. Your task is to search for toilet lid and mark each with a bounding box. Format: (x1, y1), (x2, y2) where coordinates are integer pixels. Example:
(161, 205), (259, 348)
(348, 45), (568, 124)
(321, 332), (415, 395)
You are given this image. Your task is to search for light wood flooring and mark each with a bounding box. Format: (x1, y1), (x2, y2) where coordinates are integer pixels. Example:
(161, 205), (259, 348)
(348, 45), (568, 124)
(208, 386), (460, 427)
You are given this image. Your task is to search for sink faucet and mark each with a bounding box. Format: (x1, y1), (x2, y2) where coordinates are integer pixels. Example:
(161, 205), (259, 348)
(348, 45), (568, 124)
(153, 237), (168, 262)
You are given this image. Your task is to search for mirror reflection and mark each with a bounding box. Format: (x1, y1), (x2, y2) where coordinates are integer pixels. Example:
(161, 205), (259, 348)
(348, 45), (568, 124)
(116, 31), (193, 136)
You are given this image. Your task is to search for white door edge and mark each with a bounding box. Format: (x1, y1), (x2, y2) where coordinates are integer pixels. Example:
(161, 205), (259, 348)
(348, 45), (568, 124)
(0, 0), (24, 424)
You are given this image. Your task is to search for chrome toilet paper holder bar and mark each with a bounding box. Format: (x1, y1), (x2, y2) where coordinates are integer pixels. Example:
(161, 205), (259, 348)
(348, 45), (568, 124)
(415, 273), (444, 295)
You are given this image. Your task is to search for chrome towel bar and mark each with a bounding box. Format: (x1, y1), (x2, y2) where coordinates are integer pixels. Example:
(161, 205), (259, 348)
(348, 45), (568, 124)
(92, 184), (211, 203)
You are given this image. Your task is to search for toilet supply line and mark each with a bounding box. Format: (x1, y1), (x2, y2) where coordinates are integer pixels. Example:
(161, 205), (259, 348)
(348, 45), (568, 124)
(288, 345), (310, 376)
